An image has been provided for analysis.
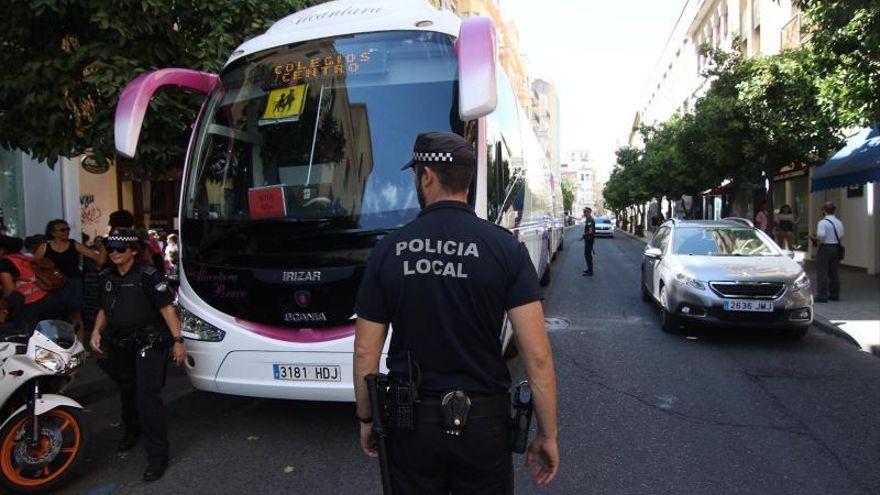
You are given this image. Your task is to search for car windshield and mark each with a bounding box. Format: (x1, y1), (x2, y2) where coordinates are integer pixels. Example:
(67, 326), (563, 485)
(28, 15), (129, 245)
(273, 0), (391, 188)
(673, 227), (780, 256)
(596, 217), (611, 224)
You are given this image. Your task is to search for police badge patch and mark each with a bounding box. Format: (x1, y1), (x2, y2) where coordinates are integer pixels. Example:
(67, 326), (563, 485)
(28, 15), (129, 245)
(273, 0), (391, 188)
(155, 282), (168, 292)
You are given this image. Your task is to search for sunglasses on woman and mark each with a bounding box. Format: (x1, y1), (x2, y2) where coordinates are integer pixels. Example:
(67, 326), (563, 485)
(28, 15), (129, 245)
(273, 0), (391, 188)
(56, 227), (70, 232)
(107, 246), (131, 254)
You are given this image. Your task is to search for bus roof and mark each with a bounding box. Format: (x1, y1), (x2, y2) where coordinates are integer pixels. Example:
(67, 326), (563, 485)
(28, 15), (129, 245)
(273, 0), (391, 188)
(226, 0), (462, 67)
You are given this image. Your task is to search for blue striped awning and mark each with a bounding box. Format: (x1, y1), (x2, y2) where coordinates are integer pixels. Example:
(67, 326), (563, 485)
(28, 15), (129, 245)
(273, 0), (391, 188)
(812, 127), (880, 192)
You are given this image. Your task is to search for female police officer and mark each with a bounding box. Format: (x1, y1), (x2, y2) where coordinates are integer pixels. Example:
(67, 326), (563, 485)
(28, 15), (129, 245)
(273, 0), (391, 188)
(89, 228), (186, 482)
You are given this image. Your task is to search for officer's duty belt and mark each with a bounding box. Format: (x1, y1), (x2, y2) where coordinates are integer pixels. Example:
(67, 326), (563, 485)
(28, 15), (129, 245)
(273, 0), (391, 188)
(414, 393), (509, 424)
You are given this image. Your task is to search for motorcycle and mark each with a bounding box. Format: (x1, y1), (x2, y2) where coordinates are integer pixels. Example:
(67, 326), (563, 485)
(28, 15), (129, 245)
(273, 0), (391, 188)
(0, 320), (88, 494)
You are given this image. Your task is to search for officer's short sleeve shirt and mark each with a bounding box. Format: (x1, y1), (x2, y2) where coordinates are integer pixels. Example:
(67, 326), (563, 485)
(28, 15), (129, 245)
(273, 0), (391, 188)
(355, 201), (542, 395)
(99, 264), (173, 329)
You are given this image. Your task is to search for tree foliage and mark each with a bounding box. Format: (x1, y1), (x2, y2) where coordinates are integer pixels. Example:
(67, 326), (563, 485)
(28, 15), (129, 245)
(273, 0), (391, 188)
(0, 0), (319, 169)
(561, 178), (576, 216)
(604, 41), (842, 218)
(799, 0), (880, 126)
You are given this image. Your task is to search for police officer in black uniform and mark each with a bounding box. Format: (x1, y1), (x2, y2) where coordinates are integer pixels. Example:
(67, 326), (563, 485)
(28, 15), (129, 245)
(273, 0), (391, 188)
(354, 133), (559, 494)
(582, 207), (596, 276)
(89, 229), (186, 482)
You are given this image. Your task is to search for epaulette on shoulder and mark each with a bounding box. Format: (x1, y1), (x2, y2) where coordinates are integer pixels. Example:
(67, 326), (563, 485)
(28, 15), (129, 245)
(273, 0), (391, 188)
(98, 267), (114, 277)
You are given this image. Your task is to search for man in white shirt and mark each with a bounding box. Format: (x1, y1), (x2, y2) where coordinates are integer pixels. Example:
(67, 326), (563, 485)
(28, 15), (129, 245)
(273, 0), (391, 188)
(810, 202), (844, 302)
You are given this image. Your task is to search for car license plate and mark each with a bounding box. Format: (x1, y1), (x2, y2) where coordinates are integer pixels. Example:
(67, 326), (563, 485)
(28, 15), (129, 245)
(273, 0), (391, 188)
(273, 364), (341, 382)
(723, 300), (774, 312)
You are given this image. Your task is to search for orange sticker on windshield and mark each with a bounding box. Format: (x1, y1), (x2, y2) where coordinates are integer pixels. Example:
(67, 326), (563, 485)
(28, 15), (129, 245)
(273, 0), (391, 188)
(260, 84), (308, 125)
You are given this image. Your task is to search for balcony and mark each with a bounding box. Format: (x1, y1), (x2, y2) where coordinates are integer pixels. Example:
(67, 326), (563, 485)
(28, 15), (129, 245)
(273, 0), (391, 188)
(781, 12), (808, 50)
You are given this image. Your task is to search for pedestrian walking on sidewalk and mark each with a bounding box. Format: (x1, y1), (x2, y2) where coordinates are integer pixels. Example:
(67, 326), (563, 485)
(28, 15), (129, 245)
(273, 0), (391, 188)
(89, 228), (186, 483)
(353, 132), (559, 493)
(810, 202), (845, 302)
(582, 207), (596, 276)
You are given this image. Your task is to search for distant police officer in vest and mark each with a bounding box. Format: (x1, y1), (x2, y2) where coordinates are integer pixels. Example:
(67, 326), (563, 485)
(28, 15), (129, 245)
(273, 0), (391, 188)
(89, 229), (186, 482)
(354, 132), (559, 494)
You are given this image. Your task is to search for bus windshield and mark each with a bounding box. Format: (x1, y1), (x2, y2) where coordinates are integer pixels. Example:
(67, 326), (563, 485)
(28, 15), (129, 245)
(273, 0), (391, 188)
(184, 31), (462, 232)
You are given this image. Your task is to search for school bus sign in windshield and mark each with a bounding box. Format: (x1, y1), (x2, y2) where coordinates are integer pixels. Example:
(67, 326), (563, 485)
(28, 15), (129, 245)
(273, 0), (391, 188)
(260, 84), (308, 125)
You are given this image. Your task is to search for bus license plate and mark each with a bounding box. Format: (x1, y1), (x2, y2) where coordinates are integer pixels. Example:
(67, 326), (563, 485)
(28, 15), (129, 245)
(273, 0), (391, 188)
(273, 364), (341, 382)
(723, 300), (774, 312)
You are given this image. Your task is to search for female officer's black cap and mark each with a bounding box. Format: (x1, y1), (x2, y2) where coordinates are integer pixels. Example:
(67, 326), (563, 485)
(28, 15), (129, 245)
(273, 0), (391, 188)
(401, 132), (475, 171)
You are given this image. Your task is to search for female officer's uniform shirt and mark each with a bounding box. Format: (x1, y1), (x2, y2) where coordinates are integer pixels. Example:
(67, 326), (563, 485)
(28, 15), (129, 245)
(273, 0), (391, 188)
(355, 200), (542, 395)
(99, 263), (173, 333)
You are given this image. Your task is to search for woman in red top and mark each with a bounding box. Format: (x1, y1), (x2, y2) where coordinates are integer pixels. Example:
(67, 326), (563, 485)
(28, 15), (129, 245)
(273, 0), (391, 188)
(0, 236), (64, 331)
(34, 220), (106, 337)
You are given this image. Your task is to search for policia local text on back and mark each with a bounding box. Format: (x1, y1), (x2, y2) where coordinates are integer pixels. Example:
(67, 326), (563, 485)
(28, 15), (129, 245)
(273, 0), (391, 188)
(353, 132), (559, 494)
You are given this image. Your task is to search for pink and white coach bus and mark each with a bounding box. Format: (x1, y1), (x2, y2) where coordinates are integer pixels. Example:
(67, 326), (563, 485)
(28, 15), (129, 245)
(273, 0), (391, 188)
(114, 0), (563, 401)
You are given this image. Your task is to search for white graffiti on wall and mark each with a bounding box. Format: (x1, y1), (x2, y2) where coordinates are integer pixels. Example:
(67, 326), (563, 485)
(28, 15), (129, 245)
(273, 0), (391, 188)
(80, 194), (103, 227)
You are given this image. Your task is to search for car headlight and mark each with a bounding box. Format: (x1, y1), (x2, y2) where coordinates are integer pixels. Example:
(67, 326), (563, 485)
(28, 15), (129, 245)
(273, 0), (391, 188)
(791, 272), (811, 292)
(35, 346), (66, 374)
(675, 272), (705, 290)
(180, 307), (226, 342)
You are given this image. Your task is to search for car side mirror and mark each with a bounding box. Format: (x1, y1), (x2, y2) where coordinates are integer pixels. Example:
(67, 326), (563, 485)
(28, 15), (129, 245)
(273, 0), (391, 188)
(456, 16), (498, 121)
(784, 249), (806, 264)
(644, 247), (662, 259)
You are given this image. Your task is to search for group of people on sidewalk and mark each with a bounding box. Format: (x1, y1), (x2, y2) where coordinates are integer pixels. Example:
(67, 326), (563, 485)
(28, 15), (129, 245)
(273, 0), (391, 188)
(0, 210), (184, 482)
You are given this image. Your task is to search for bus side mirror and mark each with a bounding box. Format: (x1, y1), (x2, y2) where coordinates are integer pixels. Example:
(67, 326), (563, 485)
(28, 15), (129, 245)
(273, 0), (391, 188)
(456, 16), (498, 121)
(115, 68), (220, 158)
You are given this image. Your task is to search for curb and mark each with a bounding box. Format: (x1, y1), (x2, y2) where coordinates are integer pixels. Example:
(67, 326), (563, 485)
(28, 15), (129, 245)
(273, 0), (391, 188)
(811, 314), (867, 350)
(619, 229), (648, 244)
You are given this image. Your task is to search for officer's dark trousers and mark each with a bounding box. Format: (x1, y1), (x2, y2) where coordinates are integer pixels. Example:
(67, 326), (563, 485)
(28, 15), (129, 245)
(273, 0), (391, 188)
(816, 244), (841, 300)
(583, 238), (594, 273)
(106, 343), (169, 466)
(388, 416), (513, 494)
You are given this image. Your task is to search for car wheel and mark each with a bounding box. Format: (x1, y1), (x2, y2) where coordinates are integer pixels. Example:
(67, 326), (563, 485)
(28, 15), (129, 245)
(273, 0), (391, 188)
(659, 285), (679, 333)
(641, 279), (652, 302)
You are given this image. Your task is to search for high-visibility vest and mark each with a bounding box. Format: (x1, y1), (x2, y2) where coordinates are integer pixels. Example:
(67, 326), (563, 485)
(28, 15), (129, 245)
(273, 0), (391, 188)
(5, 254), (48, 305)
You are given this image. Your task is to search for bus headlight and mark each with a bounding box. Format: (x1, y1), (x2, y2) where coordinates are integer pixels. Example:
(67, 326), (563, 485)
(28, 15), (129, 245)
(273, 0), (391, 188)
(180, 308), (226, 342)
(35, 347), (65, 374)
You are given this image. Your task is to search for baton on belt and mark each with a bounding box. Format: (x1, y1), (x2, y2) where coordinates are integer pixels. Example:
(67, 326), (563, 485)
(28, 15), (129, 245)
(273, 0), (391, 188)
(365, 374), (393, 495)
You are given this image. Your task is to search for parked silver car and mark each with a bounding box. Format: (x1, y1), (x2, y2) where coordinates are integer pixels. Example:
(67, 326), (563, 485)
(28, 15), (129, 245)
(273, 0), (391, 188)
(641, 219), (813, 338)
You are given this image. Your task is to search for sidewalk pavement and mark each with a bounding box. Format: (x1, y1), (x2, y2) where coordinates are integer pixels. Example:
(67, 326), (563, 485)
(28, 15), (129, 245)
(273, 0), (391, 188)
(619, 228), (880, 355)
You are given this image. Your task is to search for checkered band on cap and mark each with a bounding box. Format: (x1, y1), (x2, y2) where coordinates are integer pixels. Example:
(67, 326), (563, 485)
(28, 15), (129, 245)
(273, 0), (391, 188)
(413, 152), (454, 163)
(106, 235), (139, 243)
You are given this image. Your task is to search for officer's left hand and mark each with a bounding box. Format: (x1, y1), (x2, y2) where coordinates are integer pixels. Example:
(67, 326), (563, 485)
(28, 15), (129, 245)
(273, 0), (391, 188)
(359, 422), (377, 458)
(172, 342), (187, 366)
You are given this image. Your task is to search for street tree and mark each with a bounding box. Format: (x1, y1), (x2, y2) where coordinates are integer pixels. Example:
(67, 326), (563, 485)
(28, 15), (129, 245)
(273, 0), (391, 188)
(799, 0), (880, 127)
(561, 178), (576, 217)
(0, 0), (318, 169)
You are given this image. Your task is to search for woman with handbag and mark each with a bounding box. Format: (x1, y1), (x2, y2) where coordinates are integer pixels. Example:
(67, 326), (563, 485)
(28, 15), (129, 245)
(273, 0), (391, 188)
(34, 219), (107, 339)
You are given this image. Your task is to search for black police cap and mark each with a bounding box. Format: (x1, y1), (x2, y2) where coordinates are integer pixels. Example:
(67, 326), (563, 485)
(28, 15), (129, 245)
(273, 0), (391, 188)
(401, 132), (475, 171)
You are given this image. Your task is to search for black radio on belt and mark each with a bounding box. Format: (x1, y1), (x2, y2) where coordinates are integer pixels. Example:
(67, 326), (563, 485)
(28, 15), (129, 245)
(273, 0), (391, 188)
(387, 353), (420, 431)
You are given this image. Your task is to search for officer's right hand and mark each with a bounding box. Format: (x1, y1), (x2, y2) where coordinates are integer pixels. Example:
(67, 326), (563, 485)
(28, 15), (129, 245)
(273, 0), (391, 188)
(89, 330), (103, 355)
(526, 434), (559, 485)
(359, 422), (377, 458)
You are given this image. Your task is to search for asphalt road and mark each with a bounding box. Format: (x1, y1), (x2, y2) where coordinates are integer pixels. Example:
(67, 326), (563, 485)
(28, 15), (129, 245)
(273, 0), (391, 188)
(46, 227), (880, 495)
